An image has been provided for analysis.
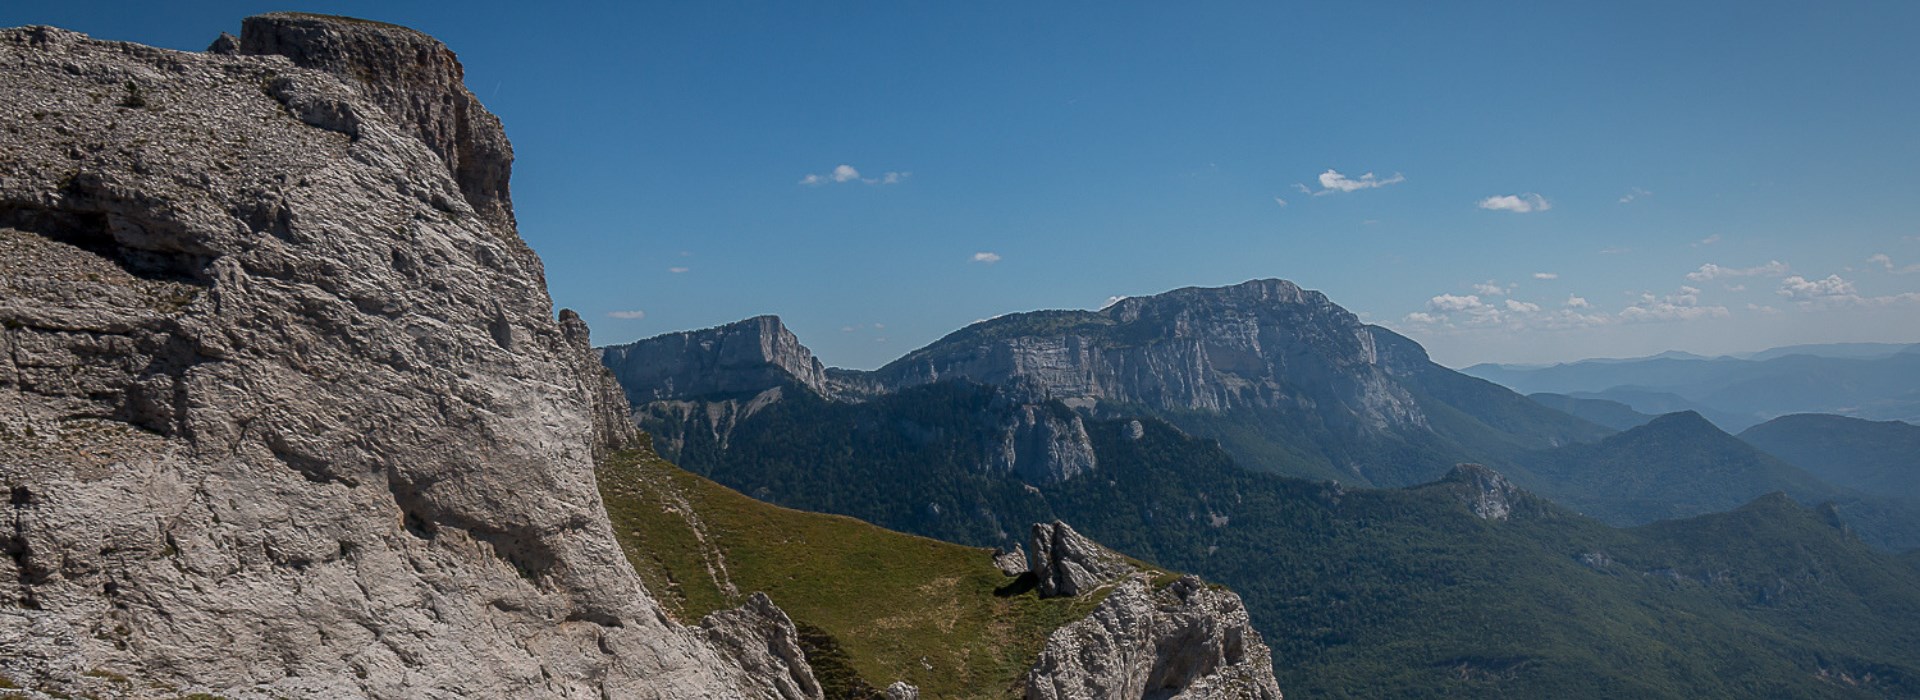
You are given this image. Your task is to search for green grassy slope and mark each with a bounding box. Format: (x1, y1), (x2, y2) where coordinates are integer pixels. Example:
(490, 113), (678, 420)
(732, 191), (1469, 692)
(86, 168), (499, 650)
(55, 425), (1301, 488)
(647, 381), (1920, 698)
(596, 443), (1135, 699)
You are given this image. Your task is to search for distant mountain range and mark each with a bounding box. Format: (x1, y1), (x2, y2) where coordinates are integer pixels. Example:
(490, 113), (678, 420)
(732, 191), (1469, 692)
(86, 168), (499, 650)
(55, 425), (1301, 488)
(608, 279), (1609, 489)
(598, 279), (1920, 696)
(1462, 344), (1920, 431)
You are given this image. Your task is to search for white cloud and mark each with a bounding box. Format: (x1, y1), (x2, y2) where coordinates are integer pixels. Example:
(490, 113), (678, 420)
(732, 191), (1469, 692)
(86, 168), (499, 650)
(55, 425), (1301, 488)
(1407, 282), (1729, 333)
(1725, 284), (1746, 292)
(800, 163), (909, 186)
(1599, 246), (1632, 255)
(1869, 253), (1920, 274)
(1428, 294), (1485, 313)
(607, 310), (647, 320)
(1693, 234), (1722, 247)
(1101, 295), (1127, 309)
(1746, 303), (1781, 314)
(1685, 260), (1789, 282)
(1618, 187), (1652, 204)
(1778, 274), (1858, 302)
(971, 251), (1002, 264)
(841, 326), (856, 333)
(1273, 196), (1288, 207)
(668, 266), (690, 274)
(1303, 169), (1405, 195)
(1472, 282), (1507, 297)
(1477, 193), (1551, 213)
(1616, 286), (1729, 323)
(1532, 272), (1559, 280)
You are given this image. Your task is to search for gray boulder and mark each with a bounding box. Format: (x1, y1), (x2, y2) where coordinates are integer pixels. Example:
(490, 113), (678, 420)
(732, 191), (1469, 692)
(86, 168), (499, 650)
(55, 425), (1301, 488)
(1028, 521), (1133, 598)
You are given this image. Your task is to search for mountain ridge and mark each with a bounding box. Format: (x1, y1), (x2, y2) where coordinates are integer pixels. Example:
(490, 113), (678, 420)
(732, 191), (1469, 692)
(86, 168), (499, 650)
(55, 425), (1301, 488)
(602, 279), (1611, 487)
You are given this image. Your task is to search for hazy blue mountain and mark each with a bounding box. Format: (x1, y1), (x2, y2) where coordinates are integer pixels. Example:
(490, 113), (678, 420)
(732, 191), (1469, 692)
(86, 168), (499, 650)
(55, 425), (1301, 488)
(1463, 347), (1920, 430)
(1743, 342), (1920, 362)
(1565, 388), (1765, 432)
(1741, 414), (1920, 504)
(1527, 392), (1657, 431)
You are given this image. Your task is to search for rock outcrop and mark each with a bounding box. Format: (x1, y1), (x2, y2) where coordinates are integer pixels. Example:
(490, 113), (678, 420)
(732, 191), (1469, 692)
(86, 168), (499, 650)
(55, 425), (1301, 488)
(601, 315), (832, 404)
(1028, 521), (1133, 598)
(0, 17), (814, 699)
(990, 399), (1099, 485)
(993, 543), (1030, 577)
(1440, 463), (1521, 521)
(1025, 575), (1283, 699)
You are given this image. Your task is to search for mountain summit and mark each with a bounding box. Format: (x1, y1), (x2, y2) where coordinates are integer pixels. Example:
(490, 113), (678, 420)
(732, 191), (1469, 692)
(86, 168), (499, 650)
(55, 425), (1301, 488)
(603, 278), (1608, 485)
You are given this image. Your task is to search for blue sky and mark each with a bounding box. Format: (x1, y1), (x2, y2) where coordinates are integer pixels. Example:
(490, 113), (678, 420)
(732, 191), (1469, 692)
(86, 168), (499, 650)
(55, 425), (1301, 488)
(10, 2), (1919, 368)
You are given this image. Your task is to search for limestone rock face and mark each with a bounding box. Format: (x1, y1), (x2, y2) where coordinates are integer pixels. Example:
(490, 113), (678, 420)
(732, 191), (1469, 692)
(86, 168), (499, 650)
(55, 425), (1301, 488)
(699, 593), (823, 700)
(0, 19), (813, 699)
(876, 279), (1426, 429)
(601, 315), (832, 405)
(1442, 463), (1521, 521)
(1028, 521), (1132, 598)
(991, 402), (1099, 484)
(1025, 576), (1283, 700)
(237, 13), (516, 232)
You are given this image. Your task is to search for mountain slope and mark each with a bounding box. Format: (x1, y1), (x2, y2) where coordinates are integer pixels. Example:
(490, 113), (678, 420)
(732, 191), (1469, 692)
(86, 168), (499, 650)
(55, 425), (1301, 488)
(1741, 414), (1920, 507)
(632, 376), (1920, 697)
(1512, 412), (1844, 524)
(604, 281), (1610, 487)
(1507, 412), (1920, 550)
(1527, 392), (1657, 431)
(587, 439), (1274, 694)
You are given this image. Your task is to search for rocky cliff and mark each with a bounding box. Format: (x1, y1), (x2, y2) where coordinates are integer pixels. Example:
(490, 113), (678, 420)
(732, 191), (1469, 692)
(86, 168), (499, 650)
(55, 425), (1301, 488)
(0, 15), (815, 699)
(605, 280), (1608, 487)
(601, 315), (833, 405)
(879, 280), (1424, 427)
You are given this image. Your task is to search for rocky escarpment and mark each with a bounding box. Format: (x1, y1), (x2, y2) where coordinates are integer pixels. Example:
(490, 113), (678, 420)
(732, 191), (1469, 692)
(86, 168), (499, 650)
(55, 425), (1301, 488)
(1016, 522), (1282, 699)
(0, 17), (813, 699)
(604, 279), (1609, 487)
(601, 315), (833, 404)
(879, 280), (1423, 426)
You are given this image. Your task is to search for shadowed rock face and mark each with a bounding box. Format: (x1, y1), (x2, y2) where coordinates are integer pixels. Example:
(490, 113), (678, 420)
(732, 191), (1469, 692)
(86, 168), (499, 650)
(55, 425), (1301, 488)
(0, 18), (812, 700)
